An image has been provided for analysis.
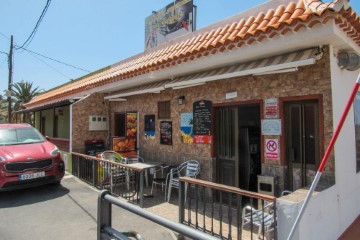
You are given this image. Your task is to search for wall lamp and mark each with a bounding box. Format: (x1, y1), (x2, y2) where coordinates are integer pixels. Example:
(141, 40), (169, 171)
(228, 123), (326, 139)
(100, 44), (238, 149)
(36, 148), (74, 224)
(177, 96), (185, 105)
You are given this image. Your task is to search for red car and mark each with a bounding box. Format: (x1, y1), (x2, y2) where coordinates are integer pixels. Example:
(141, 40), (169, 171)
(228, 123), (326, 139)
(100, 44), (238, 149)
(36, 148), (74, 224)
(0, 123), (65, 191)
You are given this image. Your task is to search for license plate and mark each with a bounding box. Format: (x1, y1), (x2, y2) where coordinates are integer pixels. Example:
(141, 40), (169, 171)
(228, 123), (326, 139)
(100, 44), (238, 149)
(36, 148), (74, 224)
(19, 172), (45, 180)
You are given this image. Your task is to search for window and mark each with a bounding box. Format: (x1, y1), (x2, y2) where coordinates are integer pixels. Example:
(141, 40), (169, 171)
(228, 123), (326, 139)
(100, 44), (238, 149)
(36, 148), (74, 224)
(354, 93), (360, 172)
(158, 101), (171, 119)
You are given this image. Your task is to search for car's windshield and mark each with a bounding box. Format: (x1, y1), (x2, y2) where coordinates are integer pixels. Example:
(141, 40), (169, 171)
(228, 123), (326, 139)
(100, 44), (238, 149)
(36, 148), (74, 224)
(0, 127), (45, 145)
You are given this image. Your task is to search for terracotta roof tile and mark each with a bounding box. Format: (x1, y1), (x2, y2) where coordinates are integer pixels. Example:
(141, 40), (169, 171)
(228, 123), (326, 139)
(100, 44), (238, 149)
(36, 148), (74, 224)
(26, 0), (360, 107)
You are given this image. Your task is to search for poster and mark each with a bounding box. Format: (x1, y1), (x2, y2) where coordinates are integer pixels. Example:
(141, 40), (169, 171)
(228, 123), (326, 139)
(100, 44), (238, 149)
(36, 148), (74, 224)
(193, 100), (212, 144)
(160, 121), (172, 145)
(180, 112), (193, 144)
(144, 115), (155, 140)
(112, 137), (136, 152)
(126, 113), (137, 137)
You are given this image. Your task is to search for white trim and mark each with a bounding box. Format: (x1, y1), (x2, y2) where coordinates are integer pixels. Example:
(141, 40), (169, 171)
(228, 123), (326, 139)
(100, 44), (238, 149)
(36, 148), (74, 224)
(164, 58), (316, 89)
(69, 104), (73, 153)
(108, 98), (127, 102)
(253, 67), (298, 76)
(172, 82), (205, 89)
(104, 86), (165, 99)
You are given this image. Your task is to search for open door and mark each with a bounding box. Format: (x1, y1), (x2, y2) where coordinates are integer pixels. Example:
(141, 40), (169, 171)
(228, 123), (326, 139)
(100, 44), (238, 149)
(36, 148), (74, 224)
(215, 104), (261, 191)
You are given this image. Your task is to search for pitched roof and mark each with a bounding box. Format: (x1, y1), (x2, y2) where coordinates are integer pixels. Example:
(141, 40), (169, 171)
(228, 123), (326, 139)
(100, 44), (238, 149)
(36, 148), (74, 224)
(25, 0), (360, 108)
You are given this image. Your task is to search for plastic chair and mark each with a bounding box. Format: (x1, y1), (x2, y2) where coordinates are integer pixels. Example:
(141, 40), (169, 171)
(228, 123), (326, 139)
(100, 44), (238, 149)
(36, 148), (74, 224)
(242, 202), (274, 240)
(99, 151), (126, 190)
(150, 165), (175, 197)
(166, 160), (200, 202)
(241, 190), (292, 239)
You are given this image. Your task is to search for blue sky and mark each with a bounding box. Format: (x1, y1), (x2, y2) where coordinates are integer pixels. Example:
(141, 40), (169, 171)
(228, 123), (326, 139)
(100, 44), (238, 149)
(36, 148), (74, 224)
(0, 0), (359, 94)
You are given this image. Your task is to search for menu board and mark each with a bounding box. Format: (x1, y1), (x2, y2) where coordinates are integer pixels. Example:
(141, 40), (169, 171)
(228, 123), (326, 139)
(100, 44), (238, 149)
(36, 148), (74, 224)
(193, 100), (213, 144)
(160, 121), (172, 145)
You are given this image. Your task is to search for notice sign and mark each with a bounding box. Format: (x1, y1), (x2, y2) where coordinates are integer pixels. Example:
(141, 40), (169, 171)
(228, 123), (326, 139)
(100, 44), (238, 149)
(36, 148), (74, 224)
(193, 100), (212, 144)
(262, 119), (282, 135)
(265, 138), (279, 160)
(265, 98), (278, 118)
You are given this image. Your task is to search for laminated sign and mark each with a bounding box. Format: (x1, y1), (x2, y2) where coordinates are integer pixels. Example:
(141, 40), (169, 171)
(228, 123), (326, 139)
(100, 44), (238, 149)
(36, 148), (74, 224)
(265, 138), (279, 160)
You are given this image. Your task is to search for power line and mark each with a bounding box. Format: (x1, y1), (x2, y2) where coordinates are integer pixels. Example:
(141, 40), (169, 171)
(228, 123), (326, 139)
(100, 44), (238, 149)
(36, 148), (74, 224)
(0, 57), (7, 70)
(20, 47), (91, 73)
(1, 31), (91, 73)
(0, 50), (8, 56)
(15, 0), (52, 50)
(0, 32), (10, 40)
(26, 49), (72, 80)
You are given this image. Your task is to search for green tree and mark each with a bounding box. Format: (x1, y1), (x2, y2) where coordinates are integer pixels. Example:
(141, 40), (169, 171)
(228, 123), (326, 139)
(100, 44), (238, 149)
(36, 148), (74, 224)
(11, 80), (43, 123)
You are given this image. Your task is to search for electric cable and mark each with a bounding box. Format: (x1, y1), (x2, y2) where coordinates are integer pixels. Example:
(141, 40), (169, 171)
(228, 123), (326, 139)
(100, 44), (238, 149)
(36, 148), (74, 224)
(20, 47), (91, 73)
(26, 49), (72, 80)
(0, 57), (7, 70)
(15, 0), (52, 50)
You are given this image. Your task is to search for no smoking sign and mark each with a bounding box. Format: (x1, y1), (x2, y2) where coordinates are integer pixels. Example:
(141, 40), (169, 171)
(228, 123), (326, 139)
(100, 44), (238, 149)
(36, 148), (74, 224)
(265, 138), (279, 160)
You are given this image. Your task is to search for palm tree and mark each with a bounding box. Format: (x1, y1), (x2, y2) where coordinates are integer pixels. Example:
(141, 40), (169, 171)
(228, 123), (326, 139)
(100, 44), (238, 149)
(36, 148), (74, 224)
(11, 80), (43, 123)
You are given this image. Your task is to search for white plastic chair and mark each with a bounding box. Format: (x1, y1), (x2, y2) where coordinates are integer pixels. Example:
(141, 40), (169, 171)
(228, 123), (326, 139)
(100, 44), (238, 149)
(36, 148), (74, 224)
(241, 190), (292, 239)
(242, 202), (274, 240)
(166, 160), (200, 202)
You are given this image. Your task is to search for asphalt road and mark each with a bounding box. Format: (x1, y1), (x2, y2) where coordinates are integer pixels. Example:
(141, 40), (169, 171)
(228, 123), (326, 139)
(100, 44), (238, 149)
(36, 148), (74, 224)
(0, 172), (176, 240)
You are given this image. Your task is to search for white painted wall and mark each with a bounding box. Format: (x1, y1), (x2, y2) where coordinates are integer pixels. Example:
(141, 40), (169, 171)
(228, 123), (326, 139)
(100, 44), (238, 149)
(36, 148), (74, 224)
(278, 46), (360, 240)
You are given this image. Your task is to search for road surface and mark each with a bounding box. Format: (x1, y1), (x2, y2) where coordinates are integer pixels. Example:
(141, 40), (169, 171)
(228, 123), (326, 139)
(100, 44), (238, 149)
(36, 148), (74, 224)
(0, 172), (176, 240)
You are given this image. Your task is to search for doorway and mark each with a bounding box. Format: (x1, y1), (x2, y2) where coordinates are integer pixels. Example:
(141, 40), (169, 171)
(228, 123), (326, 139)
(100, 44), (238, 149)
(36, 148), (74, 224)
(285, 100), (320, 191)
(215, 104), (261, 192)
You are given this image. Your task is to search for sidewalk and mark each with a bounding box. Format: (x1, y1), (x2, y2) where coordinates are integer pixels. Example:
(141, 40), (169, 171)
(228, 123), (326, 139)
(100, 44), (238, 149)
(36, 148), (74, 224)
(63, 173), (177, 240)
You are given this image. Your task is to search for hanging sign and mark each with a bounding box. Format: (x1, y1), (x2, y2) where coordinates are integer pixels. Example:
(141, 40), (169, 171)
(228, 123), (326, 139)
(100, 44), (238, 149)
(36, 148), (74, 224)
(160, 121), (172, 145)
(144, 115), (155, 140)
(265, 98), (278, 118)
(265, 138), (279, 160)
(193, 100), (212, 144)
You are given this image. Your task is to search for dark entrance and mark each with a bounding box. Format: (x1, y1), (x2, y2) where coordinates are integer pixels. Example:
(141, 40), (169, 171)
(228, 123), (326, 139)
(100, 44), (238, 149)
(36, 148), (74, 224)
(215, 104), (261, 192)
(285, 100), (320, 191)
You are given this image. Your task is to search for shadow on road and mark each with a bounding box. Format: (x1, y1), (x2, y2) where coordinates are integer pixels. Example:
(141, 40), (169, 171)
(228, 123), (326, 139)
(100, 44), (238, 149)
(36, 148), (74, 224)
(0, 183), (70, 208)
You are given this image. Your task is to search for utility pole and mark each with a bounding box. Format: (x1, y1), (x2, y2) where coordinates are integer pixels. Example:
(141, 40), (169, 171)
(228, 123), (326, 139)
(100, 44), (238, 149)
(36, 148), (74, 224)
(7, 35), (13, 123)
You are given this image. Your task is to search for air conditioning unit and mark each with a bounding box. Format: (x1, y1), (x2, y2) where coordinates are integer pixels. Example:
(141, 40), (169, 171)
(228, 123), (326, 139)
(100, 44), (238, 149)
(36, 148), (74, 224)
(257, 175), (279, 196)
(89, 115), (108, 131)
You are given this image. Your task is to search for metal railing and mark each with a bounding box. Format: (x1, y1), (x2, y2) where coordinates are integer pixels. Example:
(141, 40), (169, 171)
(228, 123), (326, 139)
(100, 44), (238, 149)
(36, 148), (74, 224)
(72, 152), (140, 204)
(98, 190), (219, 240)
(179, 177), (277, 240)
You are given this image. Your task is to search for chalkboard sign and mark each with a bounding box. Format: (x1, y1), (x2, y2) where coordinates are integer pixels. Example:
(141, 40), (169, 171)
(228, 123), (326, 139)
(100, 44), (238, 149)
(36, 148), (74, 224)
(160, 121), (172, 145)
(193, 100), (213, 144)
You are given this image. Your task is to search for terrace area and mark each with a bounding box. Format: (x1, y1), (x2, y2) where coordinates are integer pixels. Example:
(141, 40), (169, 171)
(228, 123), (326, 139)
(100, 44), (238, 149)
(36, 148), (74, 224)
(72, 152), (278, 240)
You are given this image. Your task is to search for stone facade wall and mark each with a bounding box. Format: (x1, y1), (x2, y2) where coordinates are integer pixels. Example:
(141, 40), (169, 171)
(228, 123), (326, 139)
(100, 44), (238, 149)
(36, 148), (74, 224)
(72, 93), (109, 153)
(108, 48), (334, 186)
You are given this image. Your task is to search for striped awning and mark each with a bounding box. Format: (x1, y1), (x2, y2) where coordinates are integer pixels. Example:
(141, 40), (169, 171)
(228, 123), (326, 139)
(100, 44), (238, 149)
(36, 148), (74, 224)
(104, 47), (322, 100)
